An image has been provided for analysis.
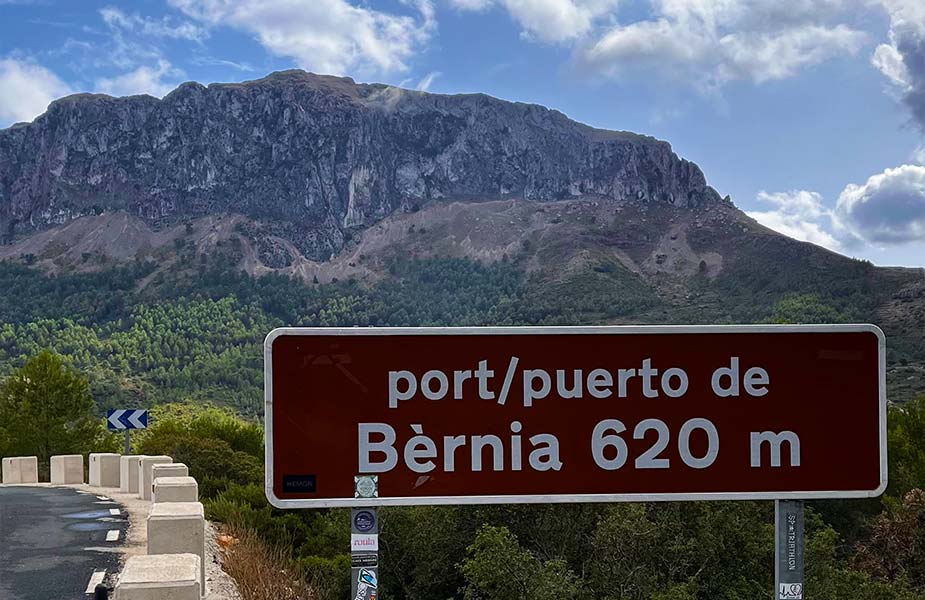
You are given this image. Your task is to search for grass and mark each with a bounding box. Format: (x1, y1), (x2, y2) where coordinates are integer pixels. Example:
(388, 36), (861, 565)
(218, 526), (316, 600)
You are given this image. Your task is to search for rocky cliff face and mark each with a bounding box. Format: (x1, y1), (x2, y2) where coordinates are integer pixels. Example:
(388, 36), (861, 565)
(0, 70), (722, 259)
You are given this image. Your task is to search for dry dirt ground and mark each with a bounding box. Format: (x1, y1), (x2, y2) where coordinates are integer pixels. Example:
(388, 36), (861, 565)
(0, 197), (737, 286)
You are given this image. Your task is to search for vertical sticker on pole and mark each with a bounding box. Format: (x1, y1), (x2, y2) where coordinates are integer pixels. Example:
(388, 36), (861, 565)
(776, 500), (804, 599)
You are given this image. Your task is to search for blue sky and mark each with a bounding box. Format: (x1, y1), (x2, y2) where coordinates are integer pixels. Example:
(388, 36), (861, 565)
(2, 0), (925, 267)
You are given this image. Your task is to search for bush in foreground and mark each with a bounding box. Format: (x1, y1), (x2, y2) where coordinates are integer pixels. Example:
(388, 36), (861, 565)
(219, 526), (316, 600)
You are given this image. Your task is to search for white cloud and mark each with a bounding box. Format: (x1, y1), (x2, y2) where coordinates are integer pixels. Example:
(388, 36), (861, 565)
(169, 0), (435, 75)
(0, 58), (71, 126)
(577, 2), (865, 90)
(871, 0), (925, 130)
(580, 19), (707, 80)
(504, 0), (618, 42)
(912, 146), (925, 165)
(874, 0), (925, 35)
(416, 71), (440, 91)
(836, 164), (925, 244)
(449, 0), (493, 10)
(190, 56), (255, 71)
(446, 0), (875, 88)
(717, 25), (866, 83)
(100, 6), (207, 41)
(94, 8), (172, 72)
(96, 59), (182, 97)
(872, 42), (910, 88)
(747, 190), (843, 251)
(452, 0), (618, 43)
(753, 164), (925, 253)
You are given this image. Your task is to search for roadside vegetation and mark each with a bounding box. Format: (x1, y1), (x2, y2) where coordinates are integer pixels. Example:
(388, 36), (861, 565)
(5, 370), (921, 600)
(218, 526), (315, 600)
(1, 253), (924, 599)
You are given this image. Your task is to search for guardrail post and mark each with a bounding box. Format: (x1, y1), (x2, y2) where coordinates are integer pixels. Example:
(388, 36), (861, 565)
(89, 453), (121, 488)
(138, 456), (173, 500)
(147, 501), (206, 597)
(1, 456), (38, 484)
(115, 554), (201, 600)
(119, 456), (145, 494)
(153, 476), (199, 503)
(50, 455), (84, 484)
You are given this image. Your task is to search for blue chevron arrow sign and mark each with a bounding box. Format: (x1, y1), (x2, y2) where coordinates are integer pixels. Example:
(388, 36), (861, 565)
(107, 409), (148, 430)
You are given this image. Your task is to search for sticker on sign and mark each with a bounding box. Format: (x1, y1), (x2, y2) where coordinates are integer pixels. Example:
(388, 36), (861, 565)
(351, 534), (379, 552)
(264, 325), (887, 508)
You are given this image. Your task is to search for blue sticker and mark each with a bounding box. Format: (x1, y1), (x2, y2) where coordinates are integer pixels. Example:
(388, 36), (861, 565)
(354, 510), (376, 533)
(358, 568), (378, 587)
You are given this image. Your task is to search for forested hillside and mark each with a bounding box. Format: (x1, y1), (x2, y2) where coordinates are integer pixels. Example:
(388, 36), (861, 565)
(1, 229), (922, 417)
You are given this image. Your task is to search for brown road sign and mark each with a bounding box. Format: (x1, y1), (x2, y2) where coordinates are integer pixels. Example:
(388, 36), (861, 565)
(264, 325), (886, 508)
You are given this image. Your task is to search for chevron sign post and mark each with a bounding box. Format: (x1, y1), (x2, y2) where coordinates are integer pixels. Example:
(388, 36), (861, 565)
(107, 409), (148, 454)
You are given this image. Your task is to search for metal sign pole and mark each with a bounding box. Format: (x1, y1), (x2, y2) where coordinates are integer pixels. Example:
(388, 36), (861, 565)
(124, 430), (131, 455)
(350, 506), (379, 600)
(775, 500), (805, 600)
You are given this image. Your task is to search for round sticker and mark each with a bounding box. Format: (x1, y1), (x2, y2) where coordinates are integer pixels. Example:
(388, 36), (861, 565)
(355, 475), (378, 498)
(354, 510), (376, 532)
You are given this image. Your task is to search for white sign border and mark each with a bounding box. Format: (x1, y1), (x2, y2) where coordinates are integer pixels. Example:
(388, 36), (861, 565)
(264, 324), (888, 509)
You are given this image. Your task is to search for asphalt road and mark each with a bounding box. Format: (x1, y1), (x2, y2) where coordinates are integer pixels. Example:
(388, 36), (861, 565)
(0, 486), (128, 600)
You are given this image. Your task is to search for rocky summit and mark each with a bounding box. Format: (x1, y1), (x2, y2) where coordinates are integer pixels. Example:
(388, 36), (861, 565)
(0, 70), (721, 260)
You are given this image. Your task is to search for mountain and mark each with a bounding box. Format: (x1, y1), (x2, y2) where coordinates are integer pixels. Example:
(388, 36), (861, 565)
(0, 70), (719, 261)
(0, 70), (922, 410)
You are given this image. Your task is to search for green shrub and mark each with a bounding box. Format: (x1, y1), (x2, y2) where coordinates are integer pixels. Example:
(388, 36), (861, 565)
(297, 554), (350, 600)
(135, 403), (263, 496)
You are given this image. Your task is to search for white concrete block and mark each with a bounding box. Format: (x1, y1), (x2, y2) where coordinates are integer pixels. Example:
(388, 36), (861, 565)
(50, 454), (84, 484)
(1, 458), (15, 484)
(114, 553), (201, 600)
(120, 455), (146, 494)
(89, 453), (121, 487)
(1, 456), (38, 484)
(153, 476), (199, 503)
(147, 502), (206, 596)
(20, 457), (38, 483)
(138, 455), (172, 500)
(152, 463), (188, 480)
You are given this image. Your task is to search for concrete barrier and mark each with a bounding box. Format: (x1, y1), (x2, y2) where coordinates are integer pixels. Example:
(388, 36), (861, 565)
(152, 462), (189, 481)
(1, 456), (38, 484)
(50, 454), (84, 484)
(138, 456), (172, 500)
(147, 501), (206, 596)
(89, 453), (121, 487)
(153, 476), (199, 503)
(114, 553), (201, 600)
(120, 455), (146, 494)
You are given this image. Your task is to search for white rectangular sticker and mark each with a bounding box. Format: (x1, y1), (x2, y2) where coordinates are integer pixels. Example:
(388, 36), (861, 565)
(351, 533), (379, 552)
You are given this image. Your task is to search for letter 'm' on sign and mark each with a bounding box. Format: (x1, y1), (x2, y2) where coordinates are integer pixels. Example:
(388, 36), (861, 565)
(751, 431), (802, 468)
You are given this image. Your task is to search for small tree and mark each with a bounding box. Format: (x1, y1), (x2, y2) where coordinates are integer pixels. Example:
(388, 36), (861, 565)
(853, 489), (925, 590)
(887, 395), (925, 499)
(461, 525), (580, 600)
(0, 350), (100, 469)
